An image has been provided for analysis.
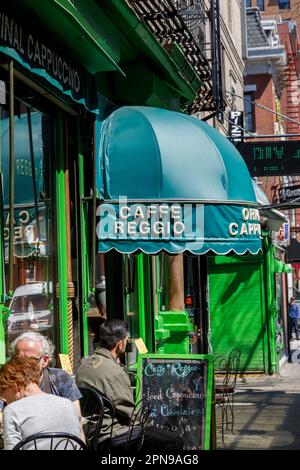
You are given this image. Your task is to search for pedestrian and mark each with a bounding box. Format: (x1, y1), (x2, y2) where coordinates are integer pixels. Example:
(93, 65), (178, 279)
(289, 297), (300, 340)
(76, 319), (183, 453)
(0, 356), (81, 449)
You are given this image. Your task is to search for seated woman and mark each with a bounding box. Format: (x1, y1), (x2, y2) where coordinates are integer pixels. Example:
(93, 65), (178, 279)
(0, 356), (81, 450)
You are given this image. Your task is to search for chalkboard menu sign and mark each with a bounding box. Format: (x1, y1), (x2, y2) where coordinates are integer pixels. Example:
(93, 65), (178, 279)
(137, 354), (214, 450)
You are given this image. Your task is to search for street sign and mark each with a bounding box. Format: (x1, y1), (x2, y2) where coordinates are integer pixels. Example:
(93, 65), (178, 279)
(228, 111), (244, 142)
(235, 141), (300, 176)
(279, 184), (300, 203)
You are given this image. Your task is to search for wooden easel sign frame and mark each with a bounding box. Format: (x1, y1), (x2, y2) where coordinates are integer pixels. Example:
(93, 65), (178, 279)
(137, 353), (214, 450)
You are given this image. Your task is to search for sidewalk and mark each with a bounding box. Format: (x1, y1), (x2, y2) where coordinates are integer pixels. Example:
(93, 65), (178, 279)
(217, 341), (300, 450)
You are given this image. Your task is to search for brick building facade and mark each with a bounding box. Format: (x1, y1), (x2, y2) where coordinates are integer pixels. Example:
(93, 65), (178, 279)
(244, 7), (287, 203)
(248, 0), (299, 27)
(245, 1), (300, 285)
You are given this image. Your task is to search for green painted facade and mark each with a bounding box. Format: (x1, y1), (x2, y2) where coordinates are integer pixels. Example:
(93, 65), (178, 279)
(0, 0), (199, 363)
(208, 234), (287, 374)
(0, 1), (284, 382)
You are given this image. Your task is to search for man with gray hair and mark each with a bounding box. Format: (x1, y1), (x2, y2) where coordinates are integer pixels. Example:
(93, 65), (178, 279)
(9, 332), (82, 407)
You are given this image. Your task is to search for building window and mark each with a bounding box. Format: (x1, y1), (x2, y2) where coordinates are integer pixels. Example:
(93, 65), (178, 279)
(257, 0), (265, 10)
(278, 0), (290, 9)
(0, 76), (55, 348)
(244, 92), (255, 132)
(246, 0), (252, 7)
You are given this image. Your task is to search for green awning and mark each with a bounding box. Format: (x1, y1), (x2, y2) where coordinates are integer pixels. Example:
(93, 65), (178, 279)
(274, 259), (292, 273)
(22, 0), (123, 76)
(96, 106), (262, 255)
(0, 2), (124, 111)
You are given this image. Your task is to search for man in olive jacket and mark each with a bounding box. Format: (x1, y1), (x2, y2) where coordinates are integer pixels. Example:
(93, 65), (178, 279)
(76, 322), (136, 442)
(76, 319), (182, 453)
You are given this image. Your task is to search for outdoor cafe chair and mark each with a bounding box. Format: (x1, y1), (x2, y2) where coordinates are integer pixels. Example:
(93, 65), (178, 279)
(127, 398), (151, 451)
(79, 385), (106, 450)
(79, 384), (150, 452)
(126, 370), (141, 399)
(214, 348), (241, 443)
(222, 348), (241, 433)
(12, 432), (88, 450)
(214, 354), (230, 445)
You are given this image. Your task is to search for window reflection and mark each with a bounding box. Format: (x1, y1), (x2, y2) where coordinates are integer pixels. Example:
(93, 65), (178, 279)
(1, 91), (54, 348)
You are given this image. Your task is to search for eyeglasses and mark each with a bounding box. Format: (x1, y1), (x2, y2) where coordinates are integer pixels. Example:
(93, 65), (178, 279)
(16, 354), (44, 363)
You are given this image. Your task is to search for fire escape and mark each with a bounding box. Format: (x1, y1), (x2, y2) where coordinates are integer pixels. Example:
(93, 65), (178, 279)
(277, 22), (300, 235)
(126, 0), (224, 117)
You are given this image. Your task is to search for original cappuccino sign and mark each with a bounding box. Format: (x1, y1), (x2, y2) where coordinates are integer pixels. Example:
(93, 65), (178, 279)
(0, 7), (96, 110)
(279, 185), (300, 203)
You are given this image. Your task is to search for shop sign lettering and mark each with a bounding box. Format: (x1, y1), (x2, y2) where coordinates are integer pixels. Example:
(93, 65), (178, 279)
(3, 205), (47, 258)
(228, 207), (261, 238)
(97, 198), (262, 243)
(97, 197), (204, 241)
(0, 9), (82, 96)
(4, 209), (37, 243)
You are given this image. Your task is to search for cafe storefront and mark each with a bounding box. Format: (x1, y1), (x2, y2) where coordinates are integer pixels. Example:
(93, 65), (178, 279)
(0, 2), (103, 367)
(95, 106), (262, 363)
(0, 0), (203, 367)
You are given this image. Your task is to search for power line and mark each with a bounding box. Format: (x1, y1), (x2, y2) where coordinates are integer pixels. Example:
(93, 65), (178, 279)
(203, 85), (300, 140)
(222, 113), (255, 137)
(225, 88), (300, 127)
(204, 89), (255, 136)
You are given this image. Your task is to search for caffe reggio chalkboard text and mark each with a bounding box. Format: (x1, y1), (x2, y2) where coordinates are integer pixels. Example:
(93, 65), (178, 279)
(139, 355), (213, 450)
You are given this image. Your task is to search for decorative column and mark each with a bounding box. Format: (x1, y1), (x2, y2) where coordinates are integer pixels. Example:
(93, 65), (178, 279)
(55, 111), (74, 370)
(168, 254), (185, 311)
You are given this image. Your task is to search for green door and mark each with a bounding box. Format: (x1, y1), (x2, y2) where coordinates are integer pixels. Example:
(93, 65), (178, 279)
(208, 257), (267, 372)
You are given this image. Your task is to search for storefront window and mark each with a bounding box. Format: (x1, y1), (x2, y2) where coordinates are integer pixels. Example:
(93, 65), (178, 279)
(1, 85), (54, 350)
(153, 254), (205, 354)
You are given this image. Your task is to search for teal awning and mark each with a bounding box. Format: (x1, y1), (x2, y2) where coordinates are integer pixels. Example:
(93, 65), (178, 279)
(96, 106), (262, 255)
(253, 180), (286, 232)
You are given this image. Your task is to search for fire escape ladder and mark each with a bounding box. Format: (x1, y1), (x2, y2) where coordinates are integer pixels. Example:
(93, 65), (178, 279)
(126, 0), (224, 115)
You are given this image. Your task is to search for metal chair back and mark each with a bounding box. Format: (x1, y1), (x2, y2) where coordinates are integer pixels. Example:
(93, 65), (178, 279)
(80, 384), (150, 452)
(94, 388), (116, 448)
(214, 349), (241, 444)
(227, 348), (241, 391)
(127, 398), (150, 451)
(79, 385), (105, 450)
(12, 432), (88, 450)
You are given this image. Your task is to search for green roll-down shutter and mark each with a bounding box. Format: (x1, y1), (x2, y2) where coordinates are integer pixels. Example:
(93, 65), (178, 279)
(209, 257), (267, 372)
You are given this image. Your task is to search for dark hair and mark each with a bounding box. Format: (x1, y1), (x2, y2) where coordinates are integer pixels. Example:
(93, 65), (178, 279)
(99, 320), (128, 350)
